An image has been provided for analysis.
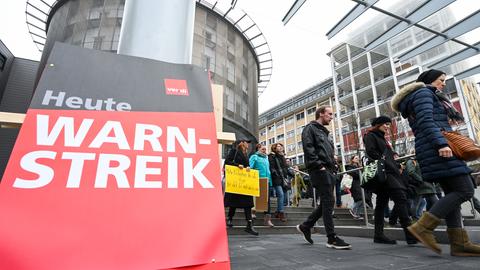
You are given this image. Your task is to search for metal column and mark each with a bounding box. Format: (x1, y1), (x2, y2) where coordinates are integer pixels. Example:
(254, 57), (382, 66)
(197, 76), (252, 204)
(118, 0), (196, 64)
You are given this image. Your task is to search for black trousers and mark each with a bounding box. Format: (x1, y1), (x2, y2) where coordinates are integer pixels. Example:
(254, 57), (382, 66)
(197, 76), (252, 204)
(302, 169), (336, 238)
(375, 187), (411, 236)
(429, 174), (474, 228)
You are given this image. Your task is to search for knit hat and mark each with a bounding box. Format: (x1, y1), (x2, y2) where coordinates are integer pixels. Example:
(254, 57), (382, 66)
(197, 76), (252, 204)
(371, 115), (392, 126)
(416, 69), (445, 84)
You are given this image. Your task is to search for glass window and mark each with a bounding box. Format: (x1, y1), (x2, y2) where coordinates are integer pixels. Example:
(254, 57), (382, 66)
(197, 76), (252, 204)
(206, 13), (217, 29)
(286, 130), (295, 139)
(227, 60), (235, 83)
(296, 112), (305, 121)
(298, 155), (304, 164)
(268, 138), (275, 144)
(297, 125), (304, 134)
(0, 52), (6, 71)
(240, 102), (247, 120)
(276, 120), (284, 129)
(268, 125), (274, 132)
(297, 141), (303, 151)
(307, 106), (316, 115)
(225, 87), (235, 112)
(287, 143), (296, 152)
(260, 129), (266, 136)
(277, 134), (284, 141)
(92, 0), (104, 7)
(285, 116), (294, 125)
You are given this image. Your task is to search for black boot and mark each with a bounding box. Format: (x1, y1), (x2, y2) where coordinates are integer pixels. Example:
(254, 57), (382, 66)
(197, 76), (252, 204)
(374, 218), (396, 244)
(404, 228), (418, 245)
(374, 234), (397, 244)
(226, 217), (233, 228)
(244, 220), (259, 236)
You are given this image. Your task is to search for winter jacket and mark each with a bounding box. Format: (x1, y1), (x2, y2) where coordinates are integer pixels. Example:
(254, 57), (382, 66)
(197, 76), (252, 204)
(391, 82), (471, 181)
(405, 159), (436, 195)
(249, 151), (272, 186)
(301, 121), (336, 172)
(363, 129), (406, 190)
(268, 153), (288, 187)
(223, 148), (254, 208)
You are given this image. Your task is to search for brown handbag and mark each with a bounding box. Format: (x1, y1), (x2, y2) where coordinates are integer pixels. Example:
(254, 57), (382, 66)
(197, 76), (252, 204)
(441, 130), (480, 161)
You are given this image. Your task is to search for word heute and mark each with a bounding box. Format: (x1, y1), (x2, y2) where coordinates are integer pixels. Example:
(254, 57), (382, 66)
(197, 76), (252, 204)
(13, 114), (214, 189)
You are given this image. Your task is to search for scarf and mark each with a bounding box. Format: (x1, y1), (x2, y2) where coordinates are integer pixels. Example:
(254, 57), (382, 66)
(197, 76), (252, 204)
(435, 90), (464, 122)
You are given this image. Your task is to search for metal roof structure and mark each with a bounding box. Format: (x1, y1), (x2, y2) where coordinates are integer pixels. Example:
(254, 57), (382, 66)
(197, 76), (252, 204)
(25, 0), (273, 94)
(283, 0), (480, 79)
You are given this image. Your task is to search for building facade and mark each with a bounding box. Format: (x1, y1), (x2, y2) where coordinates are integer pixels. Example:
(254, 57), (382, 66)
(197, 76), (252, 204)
(328, 3), (480, 164)
(258, 79), (335, 166)
(32, 0), (271, 146)
(258, 2), (480, 168)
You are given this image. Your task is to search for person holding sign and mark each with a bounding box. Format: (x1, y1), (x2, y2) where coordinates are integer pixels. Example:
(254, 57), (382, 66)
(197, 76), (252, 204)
(250, 144), (274, 227)
(296, 105), (351, 249)
(224, 138), (259, 236)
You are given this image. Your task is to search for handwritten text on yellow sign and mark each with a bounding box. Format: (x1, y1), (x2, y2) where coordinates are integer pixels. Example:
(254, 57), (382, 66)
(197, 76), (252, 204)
(224, 165), (259, 196)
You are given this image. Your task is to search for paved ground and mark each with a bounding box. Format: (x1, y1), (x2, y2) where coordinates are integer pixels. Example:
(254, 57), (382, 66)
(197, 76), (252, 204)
(228, 234), (479, 270)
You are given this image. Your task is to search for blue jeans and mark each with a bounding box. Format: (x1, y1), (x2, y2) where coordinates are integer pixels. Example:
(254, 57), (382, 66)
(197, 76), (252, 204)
(352, 200), (364, 216)
(273, 185), (285, 213)
(335, 180), (342, 206)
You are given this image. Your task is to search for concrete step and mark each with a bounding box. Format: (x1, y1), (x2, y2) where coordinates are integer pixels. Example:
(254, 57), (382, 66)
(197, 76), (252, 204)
(226, 225), (480, 244)
(228, 217), (366, 227)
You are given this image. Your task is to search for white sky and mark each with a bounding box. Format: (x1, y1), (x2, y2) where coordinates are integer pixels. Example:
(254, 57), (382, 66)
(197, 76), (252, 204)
(0, 0), (478, 114)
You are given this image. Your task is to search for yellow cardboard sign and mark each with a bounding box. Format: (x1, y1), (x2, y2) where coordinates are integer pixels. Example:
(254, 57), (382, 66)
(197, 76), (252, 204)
(224, 165), (260, 196)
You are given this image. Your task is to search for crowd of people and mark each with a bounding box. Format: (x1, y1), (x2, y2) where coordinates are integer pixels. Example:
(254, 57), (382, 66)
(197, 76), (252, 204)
(223, 69), (480, 256)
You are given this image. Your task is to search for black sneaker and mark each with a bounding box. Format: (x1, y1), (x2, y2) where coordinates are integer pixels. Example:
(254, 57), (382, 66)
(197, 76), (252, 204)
(296, 224), (313, 244)
(326, 236), (351, 249)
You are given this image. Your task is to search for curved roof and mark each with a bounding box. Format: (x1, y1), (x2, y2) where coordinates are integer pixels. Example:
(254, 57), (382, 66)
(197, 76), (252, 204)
(25, 0), (272, 94)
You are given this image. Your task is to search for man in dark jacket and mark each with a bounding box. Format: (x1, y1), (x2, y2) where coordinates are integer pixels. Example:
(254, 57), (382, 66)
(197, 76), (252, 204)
(296, 105), (351, 249)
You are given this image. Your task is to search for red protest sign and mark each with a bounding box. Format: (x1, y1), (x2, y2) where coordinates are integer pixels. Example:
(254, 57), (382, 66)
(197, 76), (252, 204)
(0, 44), (230, 270)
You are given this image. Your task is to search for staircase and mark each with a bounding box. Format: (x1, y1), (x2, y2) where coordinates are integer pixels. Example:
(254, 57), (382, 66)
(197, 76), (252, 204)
(225, 198), (480, 244)
(226, 198), (373, 235)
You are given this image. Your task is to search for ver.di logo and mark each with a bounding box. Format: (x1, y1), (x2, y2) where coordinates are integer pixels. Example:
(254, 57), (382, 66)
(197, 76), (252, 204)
(164, 79), (189, 96)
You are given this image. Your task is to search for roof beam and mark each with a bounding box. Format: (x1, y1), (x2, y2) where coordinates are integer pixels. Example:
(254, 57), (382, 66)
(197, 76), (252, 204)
(282, 0), (307, 26)
(326, 0), (379, 39)
(429, 41), (480, 69)
(398, 10), (480, 61)
(365, 0), (455, 51)
(454, 64), (480, 80)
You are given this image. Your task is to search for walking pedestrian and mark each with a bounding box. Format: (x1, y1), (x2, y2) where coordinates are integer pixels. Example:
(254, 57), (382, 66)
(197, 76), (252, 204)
(392, 69), (480, 256)
(296, 105), (351, 249)
(363, 116), (417, 245)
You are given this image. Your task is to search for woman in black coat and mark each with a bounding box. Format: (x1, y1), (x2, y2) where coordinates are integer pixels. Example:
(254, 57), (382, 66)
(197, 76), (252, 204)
(224, 139), (258, 236)
(363, 116), (416, 245)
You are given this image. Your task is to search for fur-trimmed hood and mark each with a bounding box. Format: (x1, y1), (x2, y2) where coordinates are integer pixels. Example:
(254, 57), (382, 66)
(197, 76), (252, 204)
(391, 82), (425, 113)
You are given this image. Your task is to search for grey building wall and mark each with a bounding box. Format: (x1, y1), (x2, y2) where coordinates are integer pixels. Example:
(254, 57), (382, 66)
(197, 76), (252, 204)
(0, 40), (15, 104)
(0, 58), (39, 113)
(38, 0), (260, 144)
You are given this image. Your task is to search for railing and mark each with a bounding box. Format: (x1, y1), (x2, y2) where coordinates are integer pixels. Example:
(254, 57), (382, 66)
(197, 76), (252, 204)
(293, 154), (480, 228)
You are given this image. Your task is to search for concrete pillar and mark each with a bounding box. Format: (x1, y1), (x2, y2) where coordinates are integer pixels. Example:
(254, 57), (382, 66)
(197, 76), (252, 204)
(118, 0), (196, 64)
